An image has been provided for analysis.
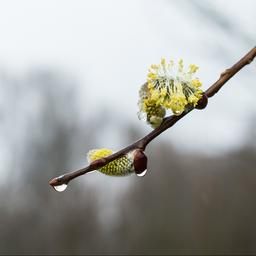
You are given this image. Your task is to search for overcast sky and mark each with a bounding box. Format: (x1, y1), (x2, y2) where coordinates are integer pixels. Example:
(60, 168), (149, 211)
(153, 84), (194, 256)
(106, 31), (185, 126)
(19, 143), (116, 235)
(0, 0), (255, 160)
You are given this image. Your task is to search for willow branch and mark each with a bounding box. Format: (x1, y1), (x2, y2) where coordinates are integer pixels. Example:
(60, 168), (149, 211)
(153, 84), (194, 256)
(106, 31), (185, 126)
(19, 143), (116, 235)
(49, 46), (256, 187)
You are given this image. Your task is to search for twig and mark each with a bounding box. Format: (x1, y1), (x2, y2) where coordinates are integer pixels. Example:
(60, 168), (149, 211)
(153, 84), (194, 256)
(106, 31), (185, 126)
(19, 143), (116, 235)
(49, 46), (256, 188)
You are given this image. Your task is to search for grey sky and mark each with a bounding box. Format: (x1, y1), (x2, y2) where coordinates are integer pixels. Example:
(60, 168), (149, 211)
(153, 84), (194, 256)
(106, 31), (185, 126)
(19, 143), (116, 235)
(0, 0), (255, 158)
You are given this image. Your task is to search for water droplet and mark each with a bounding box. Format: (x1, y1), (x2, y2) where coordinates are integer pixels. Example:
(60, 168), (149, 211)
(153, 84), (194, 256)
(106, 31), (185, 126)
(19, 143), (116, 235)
(53, 184), (67, 192)
(136, 169), (147, 177)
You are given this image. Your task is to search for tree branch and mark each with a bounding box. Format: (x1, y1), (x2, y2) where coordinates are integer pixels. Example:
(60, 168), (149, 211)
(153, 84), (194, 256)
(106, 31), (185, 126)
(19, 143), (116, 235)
(49, 46), (256, 188)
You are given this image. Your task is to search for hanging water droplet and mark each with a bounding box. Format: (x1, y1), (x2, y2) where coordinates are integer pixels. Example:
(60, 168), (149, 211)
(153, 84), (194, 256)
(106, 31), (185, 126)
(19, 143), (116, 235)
(136, 169), (147, 177)
(53, 183), (67, 192)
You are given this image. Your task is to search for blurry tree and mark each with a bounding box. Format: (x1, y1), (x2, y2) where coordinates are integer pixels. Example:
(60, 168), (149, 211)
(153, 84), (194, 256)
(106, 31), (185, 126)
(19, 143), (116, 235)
(0, 64), (256, 254)
(112, 134), (256, 255)
(0, 69), (104, 254)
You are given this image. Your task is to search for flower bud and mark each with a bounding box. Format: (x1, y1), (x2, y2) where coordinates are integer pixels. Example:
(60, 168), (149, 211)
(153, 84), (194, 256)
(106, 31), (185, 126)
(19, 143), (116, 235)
(195, 93), (208, 110)
(132, 149), (148, 175)
(87, 148), (134, 176)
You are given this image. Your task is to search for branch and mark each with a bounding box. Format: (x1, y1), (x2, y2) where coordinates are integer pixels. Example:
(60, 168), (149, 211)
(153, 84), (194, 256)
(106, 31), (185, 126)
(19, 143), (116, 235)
(49, 46), (256, 188)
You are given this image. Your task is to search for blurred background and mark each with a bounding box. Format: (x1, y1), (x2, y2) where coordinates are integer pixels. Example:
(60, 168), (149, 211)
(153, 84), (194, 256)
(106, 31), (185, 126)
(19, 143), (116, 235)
(0, 0), (255, 255)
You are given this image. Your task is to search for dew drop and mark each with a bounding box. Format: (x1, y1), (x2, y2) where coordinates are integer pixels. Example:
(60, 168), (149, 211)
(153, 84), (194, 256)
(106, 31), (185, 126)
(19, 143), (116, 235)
(53, 184), (67, 192)
(136, 169), (147, 177)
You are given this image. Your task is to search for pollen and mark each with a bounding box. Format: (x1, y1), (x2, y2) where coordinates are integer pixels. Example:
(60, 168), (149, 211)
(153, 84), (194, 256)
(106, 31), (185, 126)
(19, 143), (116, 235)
(138, 58), (203, 128)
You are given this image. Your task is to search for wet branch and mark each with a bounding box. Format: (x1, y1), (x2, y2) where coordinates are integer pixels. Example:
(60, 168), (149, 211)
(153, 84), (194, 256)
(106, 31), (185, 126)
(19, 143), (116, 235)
(49, 46), (256, 188)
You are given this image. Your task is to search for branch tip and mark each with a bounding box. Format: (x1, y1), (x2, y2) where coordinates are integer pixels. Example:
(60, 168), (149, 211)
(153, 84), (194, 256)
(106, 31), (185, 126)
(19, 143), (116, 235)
(49, 177), (60, 187)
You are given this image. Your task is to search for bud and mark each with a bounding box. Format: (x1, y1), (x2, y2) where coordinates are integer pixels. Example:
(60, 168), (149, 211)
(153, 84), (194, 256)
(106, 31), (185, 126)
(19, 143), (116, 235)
(87, 148), (148, 177)
(195, 93), (208, 110)
(132, 149), (148, 175)
(87, 148), (134, 176)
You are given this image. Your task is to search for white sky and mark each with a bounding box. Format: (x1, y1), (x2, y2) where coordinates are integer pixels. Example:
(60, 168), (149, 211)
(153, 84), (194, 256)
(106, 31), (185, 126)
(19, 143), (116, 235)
(0, 0), (255, 158)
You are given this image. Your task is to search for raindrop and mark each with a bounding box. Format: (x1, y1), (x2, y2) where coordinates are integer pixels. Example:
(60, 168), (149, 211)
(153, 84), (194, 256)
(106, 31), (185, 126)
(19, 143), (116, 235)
(136, 169), (147, 177)
(53, 184), (67, 192)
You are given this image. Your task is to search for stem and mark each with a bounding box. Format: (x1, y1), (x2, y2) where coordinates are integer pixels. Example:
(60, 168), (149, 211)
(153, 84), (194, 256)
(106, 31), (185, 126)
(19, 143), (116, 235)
(205, 46), (256, 97)
(49, 46), (256, 187)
